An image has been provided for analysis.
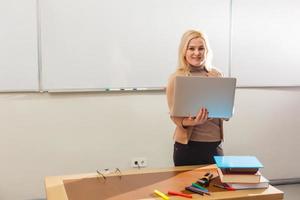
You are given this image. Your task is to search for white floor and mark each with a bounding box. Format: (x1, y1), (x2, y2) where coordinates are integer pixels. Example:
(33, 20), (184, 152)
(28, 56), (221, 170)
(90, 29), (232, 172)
(276, 184), (300, 200)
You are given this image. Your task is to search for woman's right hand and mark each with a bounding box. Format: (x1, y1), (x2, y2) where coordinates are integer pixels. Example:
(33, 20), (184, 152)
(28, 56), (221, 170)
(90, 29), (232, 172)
(182, 107), (208, 127)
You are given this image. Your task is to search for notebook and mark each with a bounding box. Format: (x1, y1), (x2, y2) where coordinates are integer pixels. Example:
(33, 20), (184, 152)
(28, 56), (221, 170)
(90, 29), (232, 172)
(217, 167), (261, 183)
(225, 176), (269, 189)
(214, 156), (264, 169)
(171, 76), (236, 118)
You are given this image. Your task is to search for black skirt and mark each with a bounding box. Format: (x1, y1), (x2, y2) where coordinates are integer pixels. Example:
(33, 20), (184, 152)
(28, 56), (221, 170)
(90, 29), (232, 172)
(173, 140), (222, 166)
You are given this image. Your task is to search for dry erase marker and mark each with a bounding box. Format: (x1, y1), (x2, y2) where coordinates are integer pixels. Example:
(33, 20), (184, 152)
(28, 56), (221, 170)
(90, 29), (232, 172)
(120, 88), (132, 91)
(198, 172), (213, 187)
(124, 88), (134, 91)
(154, 189), (169, 200)
(185, 186), (204, 195)
(107, 88), (120, 91)
(136, 87), (147, 90)
(192, 183), (208, 192)
(168, 191), (192, 198)
(189, 185), (211, 195)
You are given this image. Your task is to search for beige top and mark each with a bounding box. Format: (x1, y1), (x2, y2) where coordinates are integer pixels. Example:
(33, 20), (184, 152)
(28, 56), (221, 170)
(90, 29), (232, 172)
(166, 67), (223, 144)
(188, 70), (222, 142)
(190, 118), (221, 142)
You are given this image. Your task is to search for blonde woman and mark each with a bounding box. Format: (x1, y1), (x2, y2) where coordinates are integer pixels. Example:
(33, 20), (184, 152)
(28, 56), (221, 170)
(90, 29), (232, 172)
(166, 30), (225, 166)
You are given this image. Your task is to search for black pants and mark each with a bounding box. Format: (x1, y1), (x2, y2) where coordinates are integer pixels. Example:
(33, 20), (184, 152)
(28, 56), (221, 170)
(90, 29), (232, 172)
(173, 141), (222, 166)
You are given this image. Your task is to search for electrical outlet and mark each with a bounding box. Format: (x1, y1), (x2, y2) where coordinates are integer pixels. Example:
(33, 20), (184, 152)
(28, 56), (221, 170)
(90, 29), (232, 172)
(131, 157), (147, 168)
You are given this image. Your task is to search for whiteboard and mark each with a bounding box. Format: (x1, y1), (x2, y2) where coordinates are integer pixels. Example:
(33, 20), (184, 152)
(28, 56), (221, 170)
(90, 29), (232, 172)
(231, 0), (300, 87)
(0, 0), (39, 91)
(40, 0), (230, 91)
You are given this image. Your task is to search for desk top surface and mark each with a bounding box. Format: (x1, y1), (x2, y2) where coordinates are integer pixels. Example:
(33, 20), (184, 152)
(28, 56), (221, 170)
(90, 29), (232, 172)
(45, 165), (284, 200)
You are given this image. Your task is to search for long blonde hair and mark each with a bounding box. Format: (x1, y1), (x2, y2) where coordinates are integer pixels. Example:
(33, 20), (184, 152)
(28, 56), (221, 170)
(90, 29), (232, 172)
(177, 30), (213, 74)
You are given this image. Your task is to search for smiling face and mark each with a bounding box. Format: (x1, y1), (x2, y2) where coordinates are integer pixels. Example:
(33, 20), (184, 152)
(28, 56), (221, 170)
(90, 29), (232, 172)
(185, 37), (207, 68)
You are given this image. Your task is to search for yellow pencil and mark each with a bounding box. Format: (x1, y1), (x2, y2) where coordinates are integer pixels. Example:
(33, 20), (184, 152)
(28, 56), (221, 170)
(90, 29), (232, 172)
(154, 189), (169, 200)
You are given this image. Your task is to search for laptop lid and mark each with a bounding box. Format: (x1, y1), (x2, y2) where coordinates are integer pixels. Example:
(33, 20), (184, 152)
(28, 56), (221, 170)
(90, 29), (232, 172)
(171, 76), (236, 118)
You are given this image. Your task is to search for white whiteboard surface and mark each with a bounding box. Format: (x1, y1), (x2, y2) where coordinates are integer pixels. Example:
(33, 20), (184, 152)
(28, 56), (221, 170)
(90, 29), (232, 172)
(0, 0), (39, 91)
(40, 0), (230, 91)
(231, 0), (300, 87)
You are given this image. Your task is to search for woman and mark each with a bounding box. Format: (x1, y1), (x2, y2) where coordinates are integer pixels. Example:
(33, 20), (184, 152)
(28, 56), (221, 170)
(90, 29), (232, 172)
(166, 30), (225, 166)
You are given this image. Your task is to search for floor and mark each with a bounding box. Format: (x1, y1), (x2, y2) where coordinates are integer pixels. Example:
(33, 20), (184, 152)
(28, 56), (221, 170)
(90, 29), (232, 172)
(276, 184), (300, 200)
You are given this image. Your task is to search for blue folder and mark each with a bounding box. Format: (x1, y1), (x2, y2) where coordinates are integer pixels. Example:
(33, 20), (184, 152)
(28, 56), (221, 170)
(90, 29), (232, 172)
(214, 156), (264, 168)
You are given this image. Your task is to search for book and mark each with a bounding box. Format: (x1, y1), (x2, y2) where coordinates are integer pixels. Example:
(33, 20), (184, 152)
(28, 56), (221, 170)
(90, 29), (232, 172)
(221, 168), (259, 174)
(225, 176), (269, 189)
(214, 156), (264, 169)
(217, 167), (261, 183)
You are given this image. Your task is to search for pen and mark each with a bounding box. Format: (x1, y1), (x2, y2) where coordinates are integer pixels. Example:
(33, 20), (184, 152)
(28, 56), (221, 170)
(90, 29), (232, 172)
(213, 184), (236, 191)
(168, 191), (192, 198)
(154, 189), (169, 200)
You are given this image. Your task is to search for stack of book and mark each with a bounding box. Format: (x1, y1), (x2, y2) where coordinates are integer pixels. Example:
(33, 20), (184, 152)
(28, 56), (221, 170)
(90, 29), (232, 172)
(214, 156), (269, 190)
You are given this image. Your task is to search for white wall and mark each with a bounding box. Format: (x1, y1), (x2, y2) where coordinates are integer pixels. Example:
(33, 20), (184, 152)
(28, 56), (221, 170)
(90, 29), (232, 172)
(0, 88), (300, 200)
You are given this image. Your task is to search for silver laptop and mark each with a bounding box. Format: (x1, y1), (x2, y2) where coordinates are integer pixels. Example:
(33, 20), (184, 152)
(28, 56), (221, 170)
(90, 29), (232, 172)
(171, 76), (236, 118)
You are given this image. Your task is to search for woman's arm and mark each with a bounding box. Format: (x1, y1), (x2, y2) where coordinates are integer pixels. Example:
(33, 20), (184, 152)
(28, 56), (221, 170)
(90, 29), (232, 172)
(166, 73), (186, 129)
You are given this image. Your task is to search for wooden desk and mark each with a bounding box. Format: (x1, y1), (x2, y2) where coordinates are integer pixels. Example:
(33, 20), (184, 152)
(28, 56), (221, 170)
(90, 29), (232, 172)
(45, 165), (284, 200)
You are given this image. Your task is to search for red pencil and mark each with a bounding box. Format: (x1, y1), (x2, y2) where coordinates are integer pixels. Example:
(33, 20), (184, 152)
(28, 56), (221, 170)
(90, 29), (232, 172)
(168, 191), (193, 198)
(213, 184), (236, 191)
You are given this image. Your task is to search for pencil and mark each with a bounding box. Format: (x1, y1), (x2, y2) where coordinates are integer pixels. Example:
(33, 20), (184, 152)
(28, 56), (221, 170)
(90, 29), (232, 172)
(213, 184), (236, 191)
